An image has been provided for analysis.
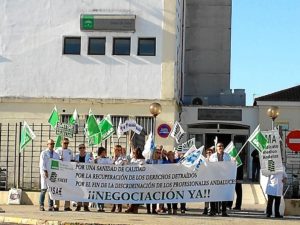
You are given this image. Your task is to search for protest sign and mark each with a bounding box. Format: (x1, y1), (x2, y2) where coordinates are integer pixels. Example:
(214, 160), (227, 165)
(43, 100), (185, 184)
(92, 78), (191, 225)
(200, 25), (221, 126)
(260, 130), (283, 176)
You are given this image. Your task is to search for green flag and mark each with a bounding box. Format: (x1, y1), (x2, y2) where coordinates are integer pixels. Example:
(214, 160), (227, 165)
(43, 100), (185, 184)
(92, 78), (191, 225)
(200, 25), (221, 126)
(98, 115), (114, 141)
(48, 106), (59, 129)
(69, 109), (78, 125)
(86, 109), (100, 137)
(224, 141), (242, 167)
(20, 121), (36, 153)
(248, 125), (268, 153)
(54, 135), (62, 149)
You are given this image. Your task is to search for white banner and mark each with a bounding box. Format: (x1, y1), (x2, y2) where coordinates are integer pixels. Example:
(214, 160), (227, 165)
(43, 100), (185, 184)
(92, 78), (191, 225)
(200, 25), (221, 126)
(261, 130), (283, 176)
(117, 120), (143, 135)
(47, 160), (236, 204)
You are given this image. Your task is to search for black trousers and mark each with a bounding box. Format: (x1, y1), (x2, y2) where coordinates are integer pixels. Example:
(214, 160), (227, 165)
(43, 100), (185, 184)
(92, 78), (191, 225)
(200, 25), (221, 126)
(227, 183), (242, 209)
(210, 201), (227, 214)
(252, 162), (260, 181)
(266, 195), (281, 216)
(146, 204), (157, 212)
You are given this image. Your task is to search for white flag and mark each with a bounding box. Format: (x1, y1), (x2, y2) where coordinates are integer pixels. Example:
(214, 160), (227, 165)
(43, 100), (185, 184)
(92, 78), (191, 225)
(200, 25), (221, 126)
(181, 146), (204, 168)
(143, 133), (155, 160)
(117, 118), (122, 139)
(170, 121), (185, 144)
(176, 138), (195, 152)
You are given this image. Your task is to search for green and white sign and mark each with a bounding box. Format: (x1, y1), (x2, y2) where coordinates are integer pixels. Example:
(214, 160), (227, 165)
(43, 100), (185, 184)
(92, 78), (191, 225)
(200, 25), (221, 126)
(81, 15), (94, 30)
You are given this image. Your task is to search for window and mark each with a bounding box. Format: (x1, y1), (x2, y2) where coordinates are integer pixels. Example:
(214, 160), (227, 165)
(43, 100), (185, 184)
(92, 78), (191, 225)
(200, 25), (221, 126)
(88, 37), (106, 55)
(63, 37), (81, 55)
(113, 38), (131, 55)
(138, 38), (156, 56)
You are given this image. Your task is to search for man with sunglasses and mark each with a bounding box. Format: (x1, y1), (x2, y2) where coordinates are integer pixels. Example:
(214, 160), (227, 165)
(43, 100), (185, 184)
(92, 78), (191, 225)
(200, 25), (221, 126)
(39, 139), (60, 211)
(55, 137), (74, 211)
(74, 144), (93, 211)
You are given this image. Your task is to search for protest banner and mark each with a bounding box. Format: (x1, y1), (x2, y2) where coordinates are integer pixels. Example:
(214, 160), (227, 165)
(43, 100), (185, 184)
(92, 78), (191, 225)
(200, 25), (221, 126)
(47, 160), (236, 204)
(260, 130), (283, 176)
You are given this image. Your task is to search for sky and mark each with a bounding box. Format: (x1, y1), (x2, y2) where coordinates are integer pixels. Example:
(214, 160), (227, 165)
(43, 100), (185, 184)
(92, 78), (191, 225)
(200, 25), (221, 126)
(231, 0), (300, 105)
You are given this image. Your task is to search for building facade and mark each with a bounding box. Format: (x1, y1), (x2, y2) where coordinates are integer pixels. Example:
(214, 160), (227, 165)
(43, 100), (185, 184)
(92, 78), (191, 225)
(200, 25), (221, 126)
(0, 0), (186, 189)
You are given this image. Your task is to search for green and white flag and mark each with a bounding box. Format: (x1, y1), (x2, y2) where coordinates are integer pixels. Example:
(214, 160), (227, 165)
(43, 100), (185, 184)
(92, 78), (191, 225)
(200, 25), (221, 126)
(69, 109), (78, 125)
(98, 115), (114, 141)
(54, 135), (62, 149)
(224, 141), (242, 167)
(85, 109), (100, 137)
(248, 125), (268, 153)
(20, 121), (36, 153)
(48, 106), (59, 129)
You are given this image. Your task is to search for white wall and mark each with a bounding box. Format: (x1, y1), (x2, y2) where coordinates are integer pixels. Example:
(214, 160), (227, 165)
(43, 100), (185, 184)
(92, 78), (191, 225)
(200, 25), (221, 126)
(0, 0), (177, 100)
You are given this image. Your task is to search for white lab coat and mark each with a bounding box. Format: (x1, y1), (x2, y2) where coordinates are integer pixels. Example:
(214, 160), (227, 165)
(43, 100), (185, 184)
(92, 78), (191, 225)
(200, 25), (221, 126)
(266, 168), (287, 197)
(55, 148), (74, 162)
(39, 149), (59, 189)
(210, 152), (231, 162)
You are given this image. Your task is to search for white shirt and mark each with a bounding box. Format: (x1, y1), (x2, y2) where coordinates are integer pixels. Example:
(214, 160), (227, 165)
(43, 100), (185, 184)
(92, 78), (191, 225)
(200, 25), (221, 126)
(95, 157), (113, 165)
(39, 149), (59, 189)
(55, 148), (74, 162)
(210, 152), (231, 162)
(130, 158), (145, 165)
(266, 168), (287, 197)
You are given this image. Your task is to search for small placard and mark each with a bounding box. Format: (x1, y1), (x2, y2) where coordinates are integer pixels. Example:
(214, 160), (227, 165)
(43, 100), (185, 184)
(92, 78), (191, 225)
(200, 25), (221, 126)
(55, 122), (74, 138)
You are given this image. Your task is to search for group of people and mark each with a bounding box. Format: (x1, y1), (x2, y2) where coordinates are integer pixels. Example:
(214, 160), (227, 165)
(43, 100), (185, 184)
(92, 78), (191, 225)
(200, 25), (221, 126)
(39, 138), (287, 218)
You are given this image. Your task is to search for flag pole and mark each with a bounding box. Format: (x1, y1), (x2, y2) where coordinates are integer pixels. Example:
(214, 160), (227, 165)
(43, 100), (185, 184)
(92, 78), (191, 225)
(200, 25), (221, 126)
(236, 124), (261, 157)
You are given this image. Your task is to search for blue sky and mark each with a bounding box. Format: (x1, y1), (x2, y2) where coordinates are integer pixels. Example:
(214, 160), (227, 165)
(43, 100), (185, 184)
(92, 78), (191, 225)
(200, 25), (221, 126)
(231, 0), (300, 105)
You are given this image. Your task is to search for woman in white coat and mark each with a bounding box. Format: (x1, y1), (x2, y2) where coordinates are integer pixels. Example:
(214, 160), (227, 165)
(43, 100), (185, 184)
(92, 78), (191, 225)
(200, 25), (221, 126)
(266, 168), (287, 218)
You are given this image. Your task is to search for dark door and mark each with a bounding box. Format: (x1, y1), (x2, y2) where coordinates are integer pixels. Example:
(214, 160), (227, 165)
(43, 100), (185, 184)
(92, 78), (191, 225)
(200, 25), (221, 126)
(205, 133), (231, 150)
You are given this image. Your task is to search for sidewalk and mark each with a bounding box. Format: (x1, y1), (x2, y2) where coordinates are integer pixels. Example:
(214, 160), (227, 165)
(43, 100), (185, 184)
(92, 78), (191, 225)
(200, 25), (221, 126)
(0, 203), (299, 225)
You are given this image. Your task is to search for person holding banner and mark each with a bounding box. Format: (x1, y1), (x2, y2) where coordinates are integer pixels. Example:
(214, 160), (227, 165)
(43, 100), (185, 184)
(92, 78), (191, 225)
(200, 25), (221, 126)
(39, 139), (60, 211)
(266, 168), (287, 218)
(74, 144), (93, 212)
(203, 147), (214, 215)
(146, 147), (163, 214)
(111, 145), (127, 213)
(55, 137), (74, 211)
(209, 142), (231, 217)
(94, 147), (113, 212)
(125, 147), (145, 214)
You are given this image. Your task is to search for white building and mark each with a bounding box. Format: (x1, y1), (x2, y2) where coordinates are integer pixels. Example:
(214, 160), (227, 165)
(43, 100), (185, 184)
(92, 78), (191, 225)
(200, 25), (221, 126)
(0, 0), (185, 150)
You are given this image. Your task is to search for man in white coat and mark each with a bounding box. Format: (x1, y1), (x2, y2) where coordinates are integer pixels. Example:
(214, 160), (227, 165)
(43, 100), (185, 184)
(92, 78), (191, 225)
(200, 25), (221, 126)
(55, 137), (74, 211)
(266, 168), (287, 218)
(39, 139), (60, 211)
(209, 142), (231, 217)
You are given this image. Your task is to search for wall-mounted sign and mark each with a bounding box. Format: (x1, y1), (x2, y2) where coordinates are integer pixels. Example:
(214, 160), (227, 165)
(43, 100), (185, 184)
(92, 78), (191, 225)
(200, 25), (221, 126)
(80, 14), (136, 32)
(198, 109), (242, 121)
(157, 124), (171, 138)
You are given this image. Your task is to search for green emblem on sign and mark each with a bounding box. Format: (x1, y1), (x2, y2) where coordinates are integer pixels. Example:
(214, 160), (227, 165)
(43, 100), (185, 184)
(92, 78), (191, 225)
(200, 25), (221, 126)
(51, 160), (59, 170)
(82, 15), (94, 30)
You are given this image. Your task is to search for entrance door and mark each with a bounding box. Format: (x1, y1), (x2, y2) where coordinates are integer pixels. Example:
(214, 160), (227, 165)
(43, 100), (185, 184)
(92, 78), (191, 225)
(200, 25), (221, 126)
(234, 135), (248, 179)
(205, 133), (232, 150)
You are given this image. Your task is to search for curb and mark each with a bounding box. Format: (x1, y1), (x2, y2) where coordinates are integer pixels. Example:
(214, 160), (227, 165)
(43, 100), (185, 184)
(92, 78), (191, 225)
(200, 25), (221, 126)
(0, 216), (60, 225)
